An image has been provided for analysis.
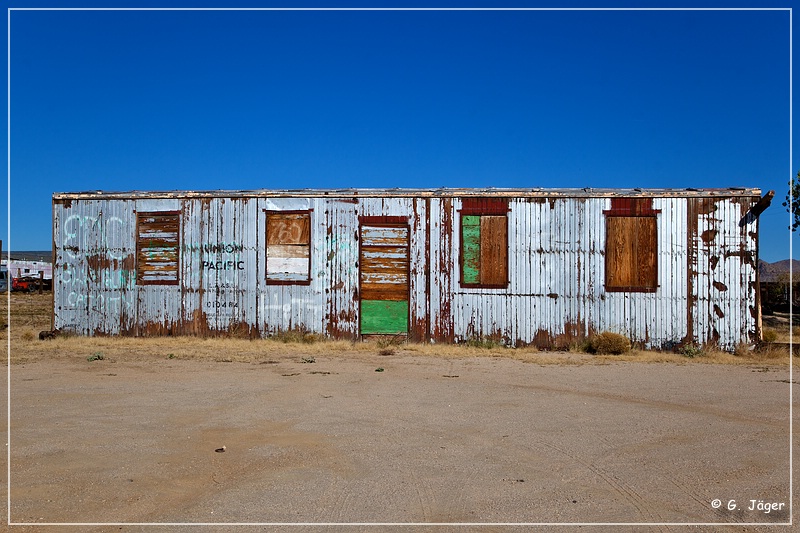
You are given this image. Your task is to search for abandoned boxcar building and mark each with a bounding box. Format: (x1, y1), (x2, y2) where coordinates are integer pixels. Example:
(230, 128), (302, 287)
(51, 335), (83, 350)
(51, 188), (769, 349)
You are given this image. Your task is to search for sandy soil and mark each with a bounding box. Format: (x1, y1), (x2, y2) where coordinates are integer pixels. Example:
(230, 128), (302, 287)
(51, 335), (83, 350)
(3, 349), (795, 532)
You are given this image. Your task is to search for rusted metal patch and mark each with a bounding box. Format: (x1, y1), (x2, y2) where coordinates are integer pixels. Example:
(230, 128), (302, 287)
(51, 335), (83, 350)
(697, 197), (719, 215)
(603, 197), (660, 216)
(700, 229), (717, 243)
(460, 197), (509, 215)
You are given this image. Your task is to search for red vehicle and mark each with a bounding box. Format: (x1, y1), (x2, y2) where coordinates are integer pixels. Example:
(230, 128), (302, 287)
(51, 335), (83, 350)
(12, 276), (51, 292)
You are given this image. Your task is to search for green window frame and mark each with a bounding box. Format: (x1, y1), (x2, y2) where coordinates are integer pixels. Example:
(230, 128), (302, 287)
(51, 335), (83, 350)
(459, 198), (509, 288)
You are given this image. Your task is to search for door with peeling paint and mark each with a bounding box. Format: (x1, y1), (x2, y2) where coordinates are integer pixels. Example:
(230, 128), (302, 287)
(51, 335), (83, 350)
(359, 222), (409, 335)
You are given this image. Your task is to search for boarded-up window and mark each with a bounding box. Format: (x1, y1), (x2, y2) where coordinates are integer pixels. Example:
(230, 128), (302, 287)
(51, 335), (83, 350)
(266, 211), (311, 283)
(460, 198), (509, 288)
(604, 198), (659, 292)
(137, 212), (180, 285)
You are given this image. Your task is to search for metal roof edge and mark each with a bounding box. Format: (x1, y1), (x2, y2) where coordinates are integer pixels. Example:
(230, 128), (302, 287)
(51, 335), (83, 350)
(51, 187), (763, 200)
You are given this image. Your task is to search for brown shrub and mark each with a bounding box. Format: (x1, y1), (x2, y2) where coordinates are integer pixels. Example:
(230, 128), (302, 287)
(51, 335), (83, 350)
(588, 332), (631, 355)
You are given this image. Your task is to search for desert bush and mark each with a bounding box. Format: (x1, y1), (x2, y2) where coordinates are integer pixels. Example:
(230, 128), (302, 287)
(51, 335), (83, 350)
(762, 328), (778, 344)
(588, 332), (631, 355)
(679, 344), (704, 358)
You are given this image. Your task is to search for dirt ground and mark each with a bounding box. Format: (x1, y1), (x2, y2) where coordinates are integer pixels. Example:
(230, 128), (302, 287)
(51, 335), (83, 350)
(3, 352), (795, 532)
(1, 294), (797, 532)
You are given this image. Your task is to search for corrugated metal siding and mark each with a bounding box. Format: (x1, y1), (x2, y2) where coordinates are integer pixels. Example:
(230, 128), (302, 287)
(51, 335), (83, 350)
(54, 199), (137, 335)
(52, 190), (760, 349)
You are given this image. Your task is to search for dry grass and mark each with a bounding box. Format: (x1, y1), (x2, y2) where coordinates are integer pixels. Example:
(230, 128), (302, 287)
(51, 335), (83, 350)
(1, 293), (793, 367)
(762, 312), (799, 342)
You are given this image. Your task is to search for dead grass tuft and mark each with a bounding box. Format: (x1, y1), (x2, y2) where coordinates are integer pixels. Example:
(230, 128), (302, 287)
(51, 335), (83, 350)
(269, 327), (326, 344)
(462, 336), (506, 350)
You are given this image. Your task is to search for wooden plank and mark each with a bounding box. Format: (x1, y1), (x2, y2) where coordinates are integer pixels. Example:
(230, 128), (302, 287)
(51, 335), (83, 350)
(360, 247), (408, 259)
(361, 226), (408, 247)
(361, 299), (408, 334)
(461, 215), (481, 284)
(360, 285), (408, 301)
(138, 238), (179, 247)
(635, 217), (658, 288)
(480, 215), (507, 285)
(267, 257), (309, 280)
(139, 215), (180, 228)
(267, 214), (310, 245)
(606, 217), (633, 288)
(360, 259), (408, 275)
(360, 272), (408, 285)
(267, 244), (310, 260)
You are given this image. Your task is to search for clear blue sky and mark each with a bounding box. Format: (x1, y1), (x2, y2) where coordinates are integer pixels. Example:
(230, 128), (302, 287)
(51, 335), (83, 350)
(4, 2), (795, 262)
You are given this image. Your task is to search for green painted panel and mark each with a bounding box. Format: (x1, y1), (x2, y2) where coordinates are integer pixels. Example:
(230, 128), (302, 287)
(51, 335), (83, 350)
(361, 300), (408, 334)
(462, 215), (481, 284)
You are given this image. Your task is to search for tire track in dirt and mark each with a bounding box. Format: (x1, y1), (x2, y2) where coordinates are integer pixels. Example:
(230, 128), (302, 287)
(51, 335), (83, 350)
(532, 437), (668, 528)
(507, 382), (784, 429)
(663, 475), (735, 522)
(409, 470), (436, 522)
(326, 479), (355, 522)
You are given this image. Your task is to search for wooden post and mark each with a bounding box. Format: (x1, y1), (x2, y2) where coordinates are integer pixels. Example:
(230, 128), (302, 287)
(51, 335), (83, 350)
(39, 271), (44, 295)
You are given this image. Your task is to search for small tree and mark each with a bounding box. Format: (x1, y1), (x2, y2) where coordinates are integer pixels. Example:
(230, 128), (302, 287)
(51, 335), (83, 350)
(783, 171), (800, 231)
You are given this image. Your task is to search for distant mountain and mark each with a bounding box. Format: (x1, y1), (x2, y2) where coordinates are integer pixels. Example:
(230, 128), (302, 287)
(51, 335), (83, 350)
(759, 259), (800, 282)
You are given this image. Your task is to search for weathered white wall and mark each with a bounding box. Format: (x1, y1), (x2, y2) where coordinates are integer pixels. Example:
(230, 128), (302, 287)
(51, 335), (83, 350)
(53, 191), (759, 348)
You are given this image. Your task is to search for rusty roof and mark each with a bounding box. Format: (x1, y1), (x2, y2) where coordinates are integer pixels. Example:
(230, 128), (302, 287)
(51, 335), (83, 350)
(52, 187), (762, 200)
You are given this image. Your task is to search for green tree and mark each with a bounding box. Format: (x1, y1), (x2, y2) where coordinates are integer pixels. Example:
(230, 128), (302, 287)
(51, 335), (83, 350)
(783, 170), (800, 231)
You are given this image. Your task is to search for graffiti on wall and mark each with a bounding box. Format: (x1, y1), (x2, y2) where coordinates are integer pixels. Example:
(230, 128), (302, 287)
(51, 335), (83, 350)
(63, 214), (127, 260)
(60, 213), (135, 314)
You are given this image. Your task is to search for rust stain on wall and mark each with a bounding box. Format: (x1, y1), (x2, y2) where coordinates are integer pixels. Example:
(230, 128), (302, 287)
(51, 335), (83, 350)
(700, 229), (718, 243)
(724, 250), (755, 268)
(713, 281), (728, 292)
